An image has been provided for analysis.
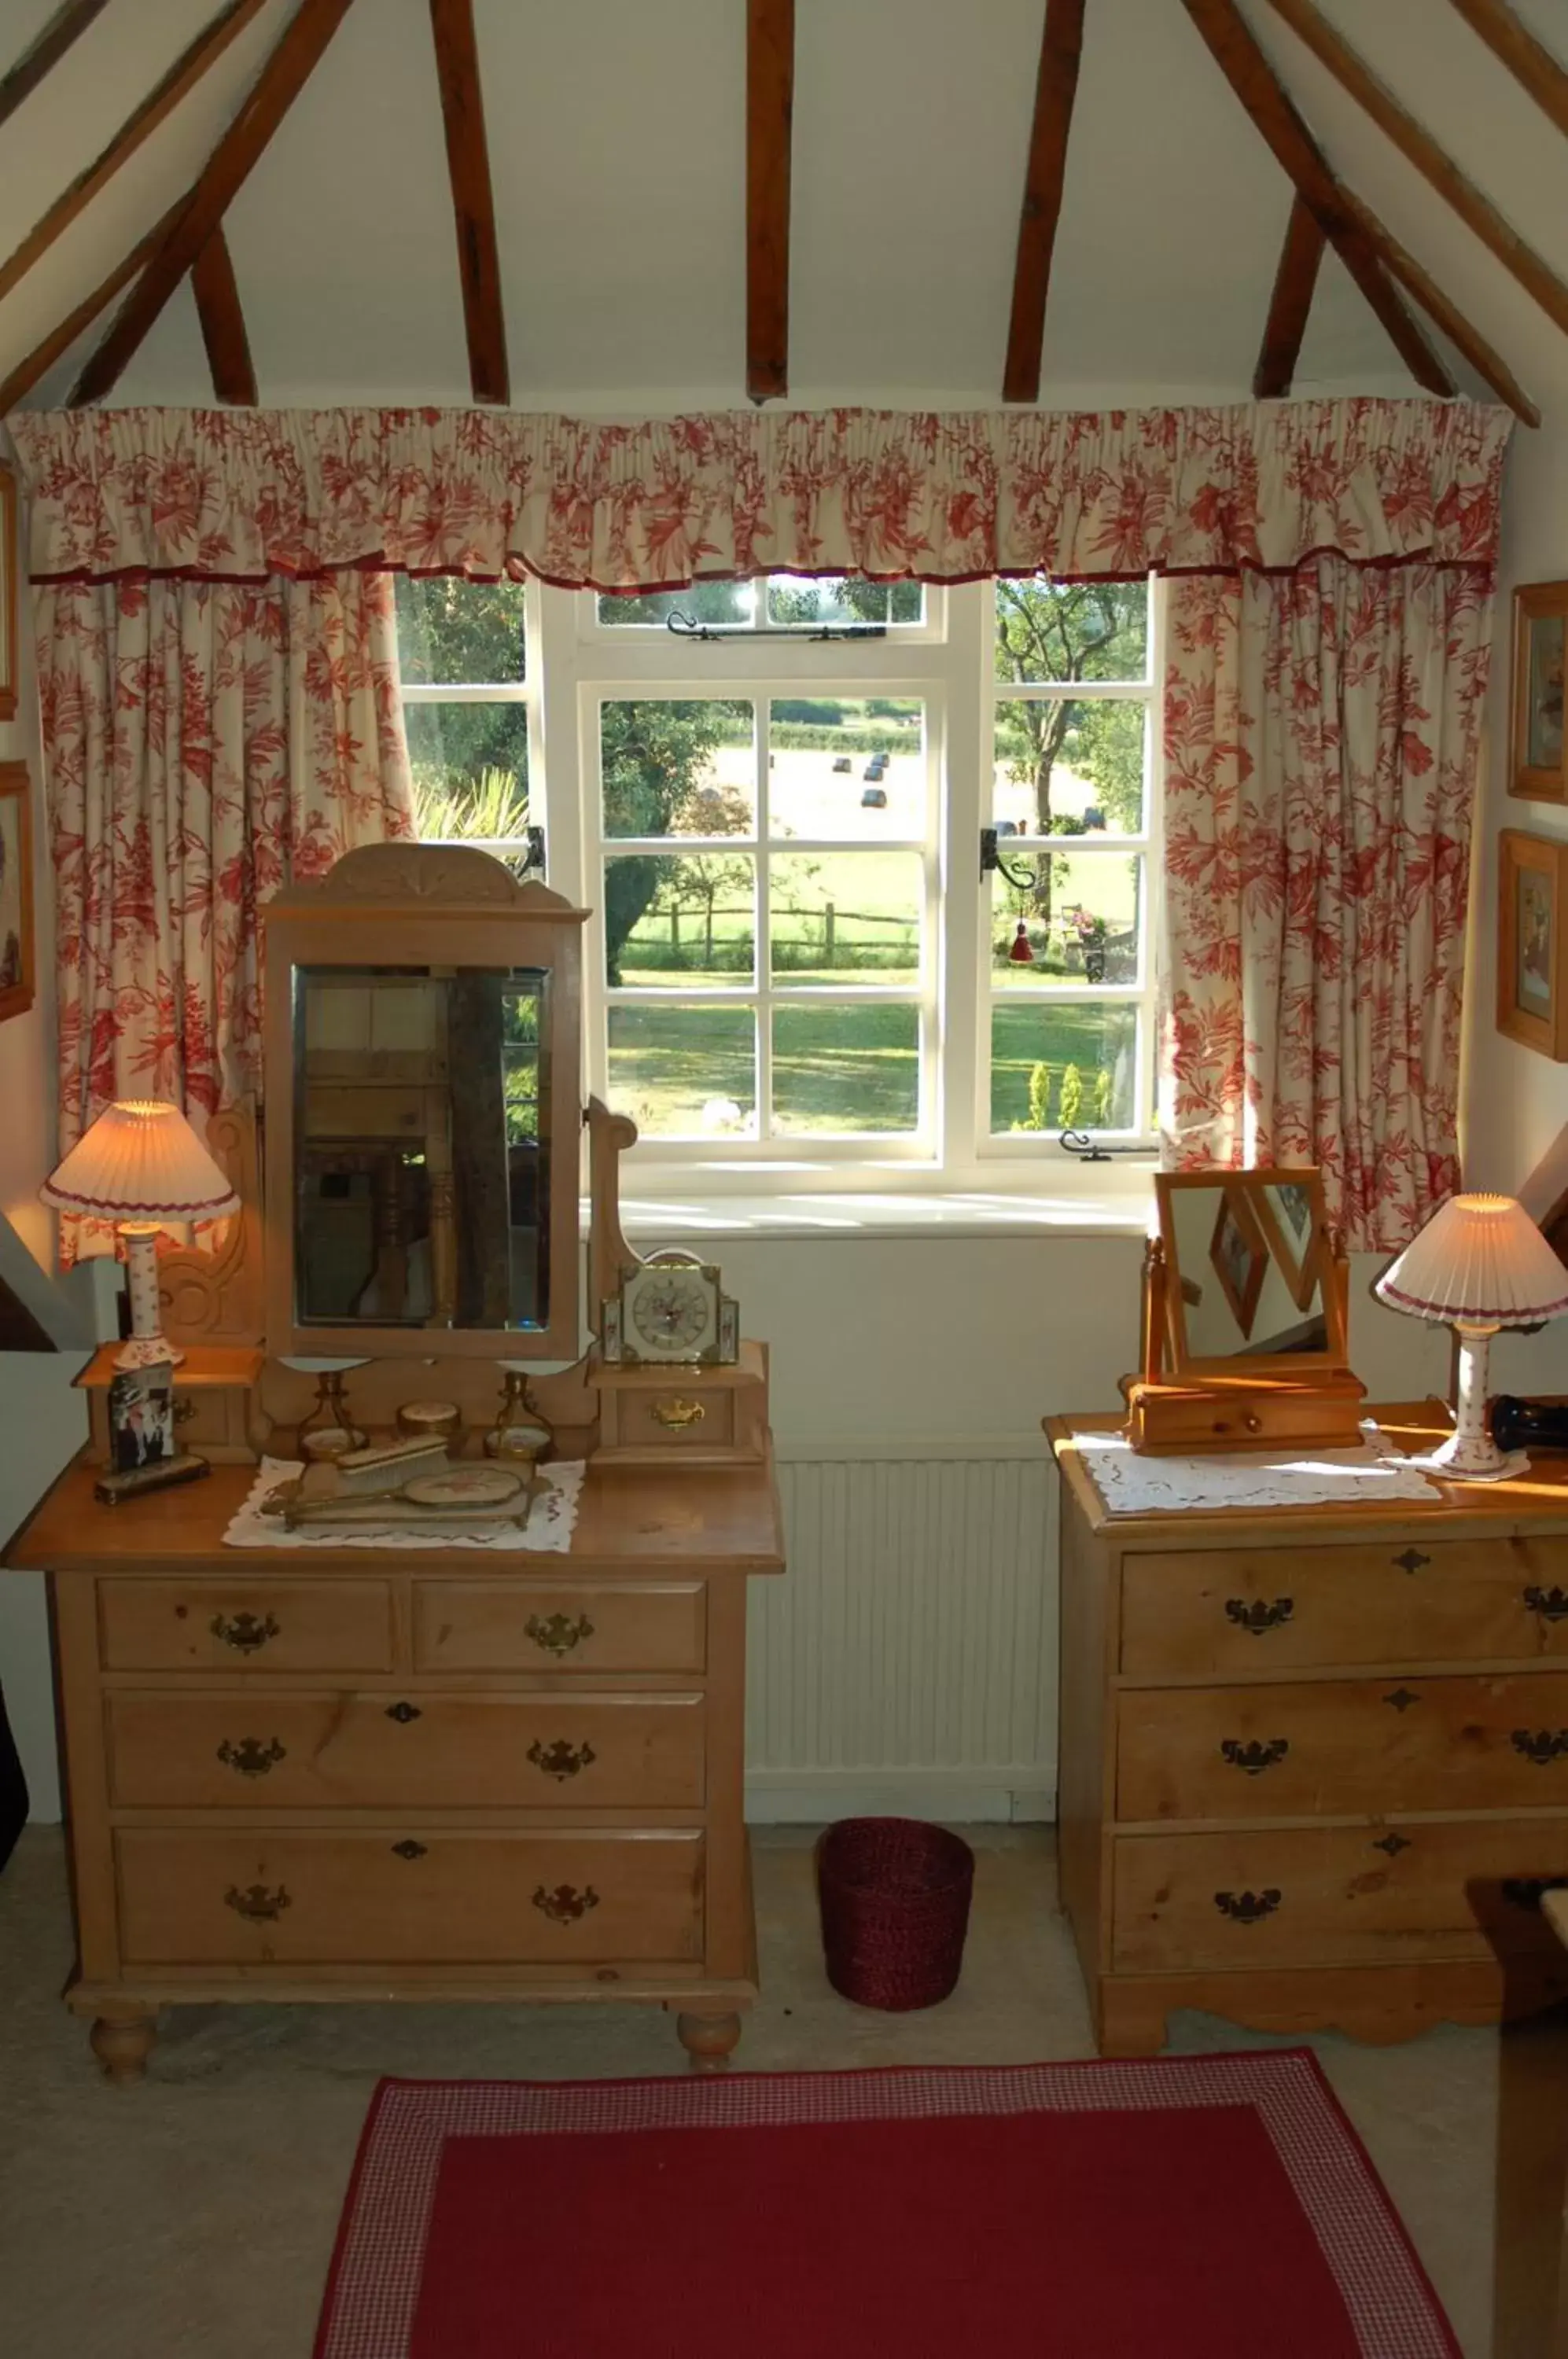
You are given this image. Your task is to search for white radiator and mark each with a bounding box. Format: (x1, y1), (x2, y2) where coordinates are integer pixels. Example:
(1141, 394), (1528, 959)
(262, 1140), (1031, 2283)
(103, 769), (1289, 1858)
(745, 1452), (1057, 1824)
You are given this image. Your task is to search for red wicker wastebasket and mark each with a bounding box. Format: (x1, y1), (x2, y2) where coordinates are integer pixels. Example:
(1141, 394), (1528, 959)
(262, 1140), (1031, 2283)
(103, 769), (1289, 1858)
(816, 1818), (975, 2011)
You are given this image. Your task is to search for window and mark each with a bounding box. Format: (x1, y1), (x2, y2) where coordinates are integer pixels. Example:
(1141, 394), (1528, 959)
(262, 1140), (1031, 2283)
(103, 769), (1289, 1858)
(396, 576), (1160, 1186)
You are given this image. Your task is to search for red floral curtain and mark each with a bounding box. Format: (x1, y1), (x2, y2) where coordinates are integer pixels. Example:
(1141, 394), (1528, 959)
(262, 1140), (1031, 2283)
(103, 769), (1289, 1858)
(1161, 559), (1493, 1250)
(35, 569), (414, 1257)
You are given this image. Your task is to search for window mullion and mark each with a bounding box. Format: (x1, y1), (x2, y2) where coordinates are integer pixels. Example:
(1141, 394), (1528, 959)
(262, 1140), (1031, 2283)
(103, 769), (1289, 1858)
(756, 695), (773, 1142)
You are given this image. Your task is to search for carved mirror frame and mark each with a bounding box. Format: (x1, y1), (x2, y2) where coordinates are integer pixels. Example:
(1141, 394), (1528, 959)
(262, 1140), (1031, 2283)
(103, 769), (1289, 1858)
(262, 843), (586, 1362)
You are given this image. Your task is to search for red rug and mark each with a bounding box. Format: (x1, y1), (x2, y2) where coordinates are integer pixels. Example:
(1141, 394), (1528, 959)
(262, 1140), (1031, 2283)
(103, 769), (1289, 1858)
(313, 2054), (1459, 2358)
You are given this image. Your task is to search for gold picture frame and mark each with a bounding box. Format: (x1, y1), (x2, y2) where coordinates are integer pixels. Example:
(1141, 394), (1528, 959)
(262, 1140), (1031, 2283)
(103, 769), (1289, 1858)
(0, 463), (15, 725)
(1499, 828), (1568, 1060)
(1252, 1174), (1321, 1312)
(1511, 581), (1568, 804)
(1207, 1184), (1268, 1340)
(0, 763), (35, 1025)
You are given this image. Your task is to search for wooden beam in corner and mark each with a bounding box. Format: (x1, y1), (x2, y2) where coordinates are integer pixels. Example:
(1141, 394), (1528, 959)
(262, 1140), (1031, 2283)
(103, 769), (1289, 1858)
(1447, 0), (1568, 141)
(0, 196), (188, 416)
(191, 226), (256, 404)
(1254, 193), (1324, 398)
(1342, 190), (1540, 425)
(1180, 0), (1454, 397)
(0, 0), (112, 134)
(1003, 0), (1086, 405)
(746, 0), (794, 403)
(428, 0), (508, 406)
(1262, 0), (1568, 341)
(0, 0), (271, 312)
(70, 0), (357, 407)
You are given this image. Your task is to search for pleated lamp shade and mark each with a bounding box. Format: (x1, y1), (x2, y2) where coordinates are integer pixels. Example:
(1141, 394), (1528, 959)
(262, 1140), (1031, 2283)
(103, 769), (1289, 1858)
(40, 1100), (239, 1225)
(1374, 1194), (1568, 1328)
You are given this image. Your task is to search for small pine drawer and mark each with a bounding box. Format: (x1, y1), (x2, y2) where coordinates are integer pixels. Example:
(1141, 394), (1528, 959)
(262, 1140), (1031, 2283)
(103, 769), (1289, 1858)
(412, 1580), (706, 1674)
(98, 1578), (394, 1675)
(595, 1341), (768, 1469)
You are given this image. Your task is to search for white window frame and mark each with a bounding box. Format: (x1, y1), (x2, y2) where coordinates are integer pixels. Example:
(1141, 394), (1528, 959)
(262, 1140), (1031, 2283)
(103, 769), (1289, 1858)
(399, 577), (1162, 1194)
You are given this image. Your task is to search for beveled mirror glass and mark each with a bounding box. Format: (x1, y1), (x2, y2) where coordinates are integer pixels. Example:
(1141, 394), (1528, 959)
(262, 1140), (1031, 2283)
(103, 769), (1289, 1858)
(1154, 1168), (1347, 1371)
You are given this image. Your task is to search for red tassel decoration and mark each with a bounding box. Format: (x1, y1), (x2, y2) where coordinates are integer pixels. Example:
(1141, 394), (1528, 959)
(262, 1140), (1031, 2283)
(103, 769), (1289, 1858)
(1007, 919), (1034, 966)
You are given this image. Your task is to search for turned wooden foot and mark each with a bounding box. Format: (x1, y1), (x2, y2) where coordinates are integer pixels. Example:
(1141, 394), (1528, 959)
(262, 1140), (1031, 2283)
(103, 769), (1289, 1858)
(675, 2011), (742, 2073)
(90, 2011), (156, 2085)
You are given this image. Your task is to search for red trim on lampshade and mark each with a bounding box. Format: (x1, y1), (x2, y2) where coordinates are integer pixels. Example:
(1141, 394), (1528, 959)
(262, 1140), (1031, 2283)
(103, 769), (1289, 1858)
(1377, 1275), (1568, 1324)
(37, 1179), (238, 1219)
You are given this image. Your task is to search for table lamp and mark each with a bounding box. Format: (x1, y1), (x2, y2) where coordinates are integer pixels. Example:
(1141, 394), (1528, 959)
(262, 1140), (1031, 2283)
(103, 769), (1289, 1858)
(40, 1100), (239, 1370)
(1374, 1192), (1568, 1481)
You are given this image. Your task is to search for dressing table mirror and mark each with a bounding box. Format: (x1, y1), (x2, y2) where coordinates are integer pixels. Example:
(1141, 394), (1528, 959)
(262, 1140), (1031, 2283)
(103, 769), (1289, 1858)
(262, 844), (586, 1363)
(1122, 1167), (1365, 1452)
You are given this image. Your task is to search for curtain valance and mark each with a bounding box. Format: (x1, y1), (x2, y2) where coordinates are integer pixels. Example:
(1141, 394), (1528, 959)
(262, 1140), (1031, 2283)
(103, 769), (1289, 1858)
(9, 398), (1510, 588)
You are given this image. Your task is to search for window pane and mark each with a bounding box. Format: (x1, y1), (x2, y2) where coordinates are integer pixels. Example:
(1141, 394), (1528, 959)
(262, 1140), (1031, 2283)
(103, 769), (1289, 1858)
(396, 576), (526, 683)
(771, 852), (922, 986)
(769, 698), (924, 839)
(771, 1003), (919, 1133)
(990, 854), (1143, 989)
(597, 583), (756, 629)
(764, 577), (924, 627)
(407, 704), (529, 840)
(608, 1005), (756, 1136)
(995, 579), (1148, 684)
(990, 1003), (1139, 1133)
(992, 700), (1147, 836)
(601, 701), (756, 837)
(605, 855), (755, 987)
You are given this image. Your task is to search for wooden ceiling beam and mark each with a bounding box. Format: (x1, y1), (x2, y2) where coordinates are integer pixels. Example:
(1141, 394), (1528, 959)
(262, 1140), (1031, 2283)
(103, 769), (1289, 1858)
(0, 0), (112, 134)
(191, 225), (256, 404)
(1254, 193), (1325, 398)
(1447, 0), (1568, 140)
(746, 0), (794, 403)
(428, 0), (507, 406)
(1262, 0), (1568, 340)
(0, 196), (187, 416)
(1342, 189), (1539, 425)
(1180, 0), (1455, 396)
(0, 0), (270, 311)
(70, 0), (357, 407)
(1003, 0), (1085, 404)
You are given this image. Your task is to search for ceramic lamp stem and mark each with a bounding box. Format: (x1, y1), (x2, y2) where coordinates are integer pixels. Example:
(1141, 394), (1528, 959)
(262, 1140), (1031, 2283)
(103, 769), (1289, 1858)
(114, 1224), (182, 1370)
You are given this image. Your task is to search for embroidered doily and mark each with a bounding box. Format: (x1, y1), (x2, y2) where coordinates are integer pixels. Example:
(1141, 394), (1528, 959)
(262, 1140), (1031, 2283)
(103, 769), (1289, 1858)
(1072, 1423), (1440, 1517)
(223, 1456), (585, 1551)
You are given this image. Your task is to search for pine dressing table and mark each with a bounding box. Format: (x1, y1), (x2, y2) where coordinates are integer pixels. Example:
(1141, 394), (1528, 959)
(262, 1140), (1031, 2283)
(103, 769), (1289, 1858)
(6, 845), (784, 2081)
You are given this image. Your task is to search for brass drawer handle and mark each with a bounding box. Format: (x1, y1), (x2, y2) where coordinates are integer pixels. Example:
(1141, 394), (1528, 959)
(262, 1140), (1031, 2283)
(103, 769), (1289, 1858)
(1372, 1832), (1412, 1857)
(391, 1839), (428, 1860)
(525, 1611), (594, 1657)
(1213, 1889), (1280, 1925)
(1224, 1597), (1293, 1636)
(1392, 1548), (1431, 1573)
(1511, 1728), (1568, 1766)
(1219, 1738), (1288, 1776)
(651, 1397), (705, 1431)
(210, 1611), (280, 1654)
(385, 1701), (422, 1724)
(1524, 1585), (1568, 1622)
(216, 1736), (285, 1779)
(224, 1882), (290, 1923)
(532, 1882), (599, 1924)
(1503, 1877), (1568, 1912)
(528, 1738), (597, 1781)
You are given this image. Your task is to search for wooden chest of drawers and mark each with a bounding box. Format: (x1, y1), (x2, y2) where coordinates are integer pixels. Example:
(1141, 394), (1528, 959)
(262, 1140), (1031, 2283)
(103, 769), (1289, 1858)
(1047, 1402), (1568, 2056)
(9, 1456), (784, 2082)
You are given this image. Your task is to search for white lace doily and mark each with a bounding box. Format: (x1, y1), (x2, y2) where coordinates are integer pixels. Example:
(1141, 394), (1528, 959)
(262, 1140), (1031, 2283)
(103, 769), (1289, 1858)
(1073, 1423), (1440, 1517)
(223, 1456), (586, 1551)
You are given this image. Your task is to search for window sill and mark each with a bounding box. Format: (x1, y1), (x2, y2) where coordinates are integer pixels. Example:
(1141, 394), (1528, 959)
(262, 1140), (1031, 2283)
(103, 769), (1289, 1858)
(580, 1170), (1156, 1242)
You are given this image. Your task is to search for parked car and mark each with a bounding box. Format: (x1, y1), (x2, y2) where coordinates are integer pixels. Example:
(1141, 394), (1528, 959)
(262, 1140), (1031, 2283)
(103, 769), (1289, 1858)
(861, 785), (888, 809)
(863, 757), (886, 781)
(832, 756), (852, 773)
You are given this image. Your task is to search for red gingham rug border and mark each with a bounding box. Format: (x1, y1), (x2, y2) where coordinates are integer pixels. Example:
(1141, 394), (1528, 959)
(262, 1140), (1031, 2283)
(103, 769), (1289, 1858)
(312, 2052), (1460, 2359)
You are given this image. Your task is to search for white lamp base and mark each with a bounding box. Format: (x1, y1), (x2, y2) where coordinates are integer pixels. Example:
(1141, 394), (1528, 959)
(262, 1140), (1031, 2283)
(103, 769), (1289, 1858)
(1401, 1440), (1529, 1485)
(113, 1224), (183, 1371)
(1400, 1319), (1518, 1483)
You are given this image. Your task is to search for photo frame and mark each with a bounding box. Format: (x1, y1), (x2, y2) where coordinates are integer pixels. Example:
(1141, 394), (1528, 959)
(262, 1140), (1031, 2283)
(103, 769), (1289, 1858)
(1499, 829), (1568, 1060)
(0, 764), (34, 1025)
(0, 463), (14, 725)
(1208, 1185), (1268, 1340)
(1511, 581), (1568, 804)
(1253, 1175), (1321, 1312)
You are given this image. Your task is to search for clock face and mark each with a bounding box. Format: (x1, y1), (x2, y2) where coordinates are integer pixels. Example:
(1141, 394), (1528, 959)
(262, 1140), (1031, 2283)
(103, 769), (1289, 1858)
(628, 1267), (716, 1357)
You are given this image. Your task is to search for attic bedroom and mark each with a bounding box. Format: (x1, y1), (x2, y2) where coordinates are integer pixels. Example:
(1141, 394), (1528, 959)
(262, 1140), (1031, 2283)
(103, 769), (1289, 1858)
(6, 3), (1568, 2354)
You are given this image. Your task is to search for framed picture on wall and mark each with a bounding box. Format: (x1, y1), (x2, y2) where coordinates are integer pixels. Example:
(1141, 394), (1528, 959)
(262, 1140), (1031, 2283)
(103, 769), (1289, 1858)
(0, 764), (33, 1025)
(0, 462), (15, 724)
(1209, 1185), (1268, 1340)
(1499, 830), (1568, 1060)
(1511, 581), (1568, 804)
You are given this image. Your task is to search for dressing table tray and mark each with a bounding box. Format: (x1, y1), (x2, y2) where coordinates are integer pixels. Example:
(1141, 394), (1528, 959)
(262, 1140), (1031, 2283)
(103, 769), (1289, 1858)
(10, 1453), (782, 2081)
(1047, 1401), (1568, 2056)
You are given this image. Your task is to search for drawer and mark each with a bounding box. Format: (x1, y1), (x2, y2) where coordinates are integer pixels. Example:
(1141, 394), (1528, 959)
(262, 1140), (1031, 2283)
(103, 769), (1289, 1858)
(1117, 1673), (1568, 1823)
(106, 1689), (705, 1809)
(413, 1581), (705, 1674)
(1112, 1820), (1568, 1973)
(1120, 1536), (1568, 1678)
(99, 1579), (394, 1674)
(116, 1827), (705, 1965)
